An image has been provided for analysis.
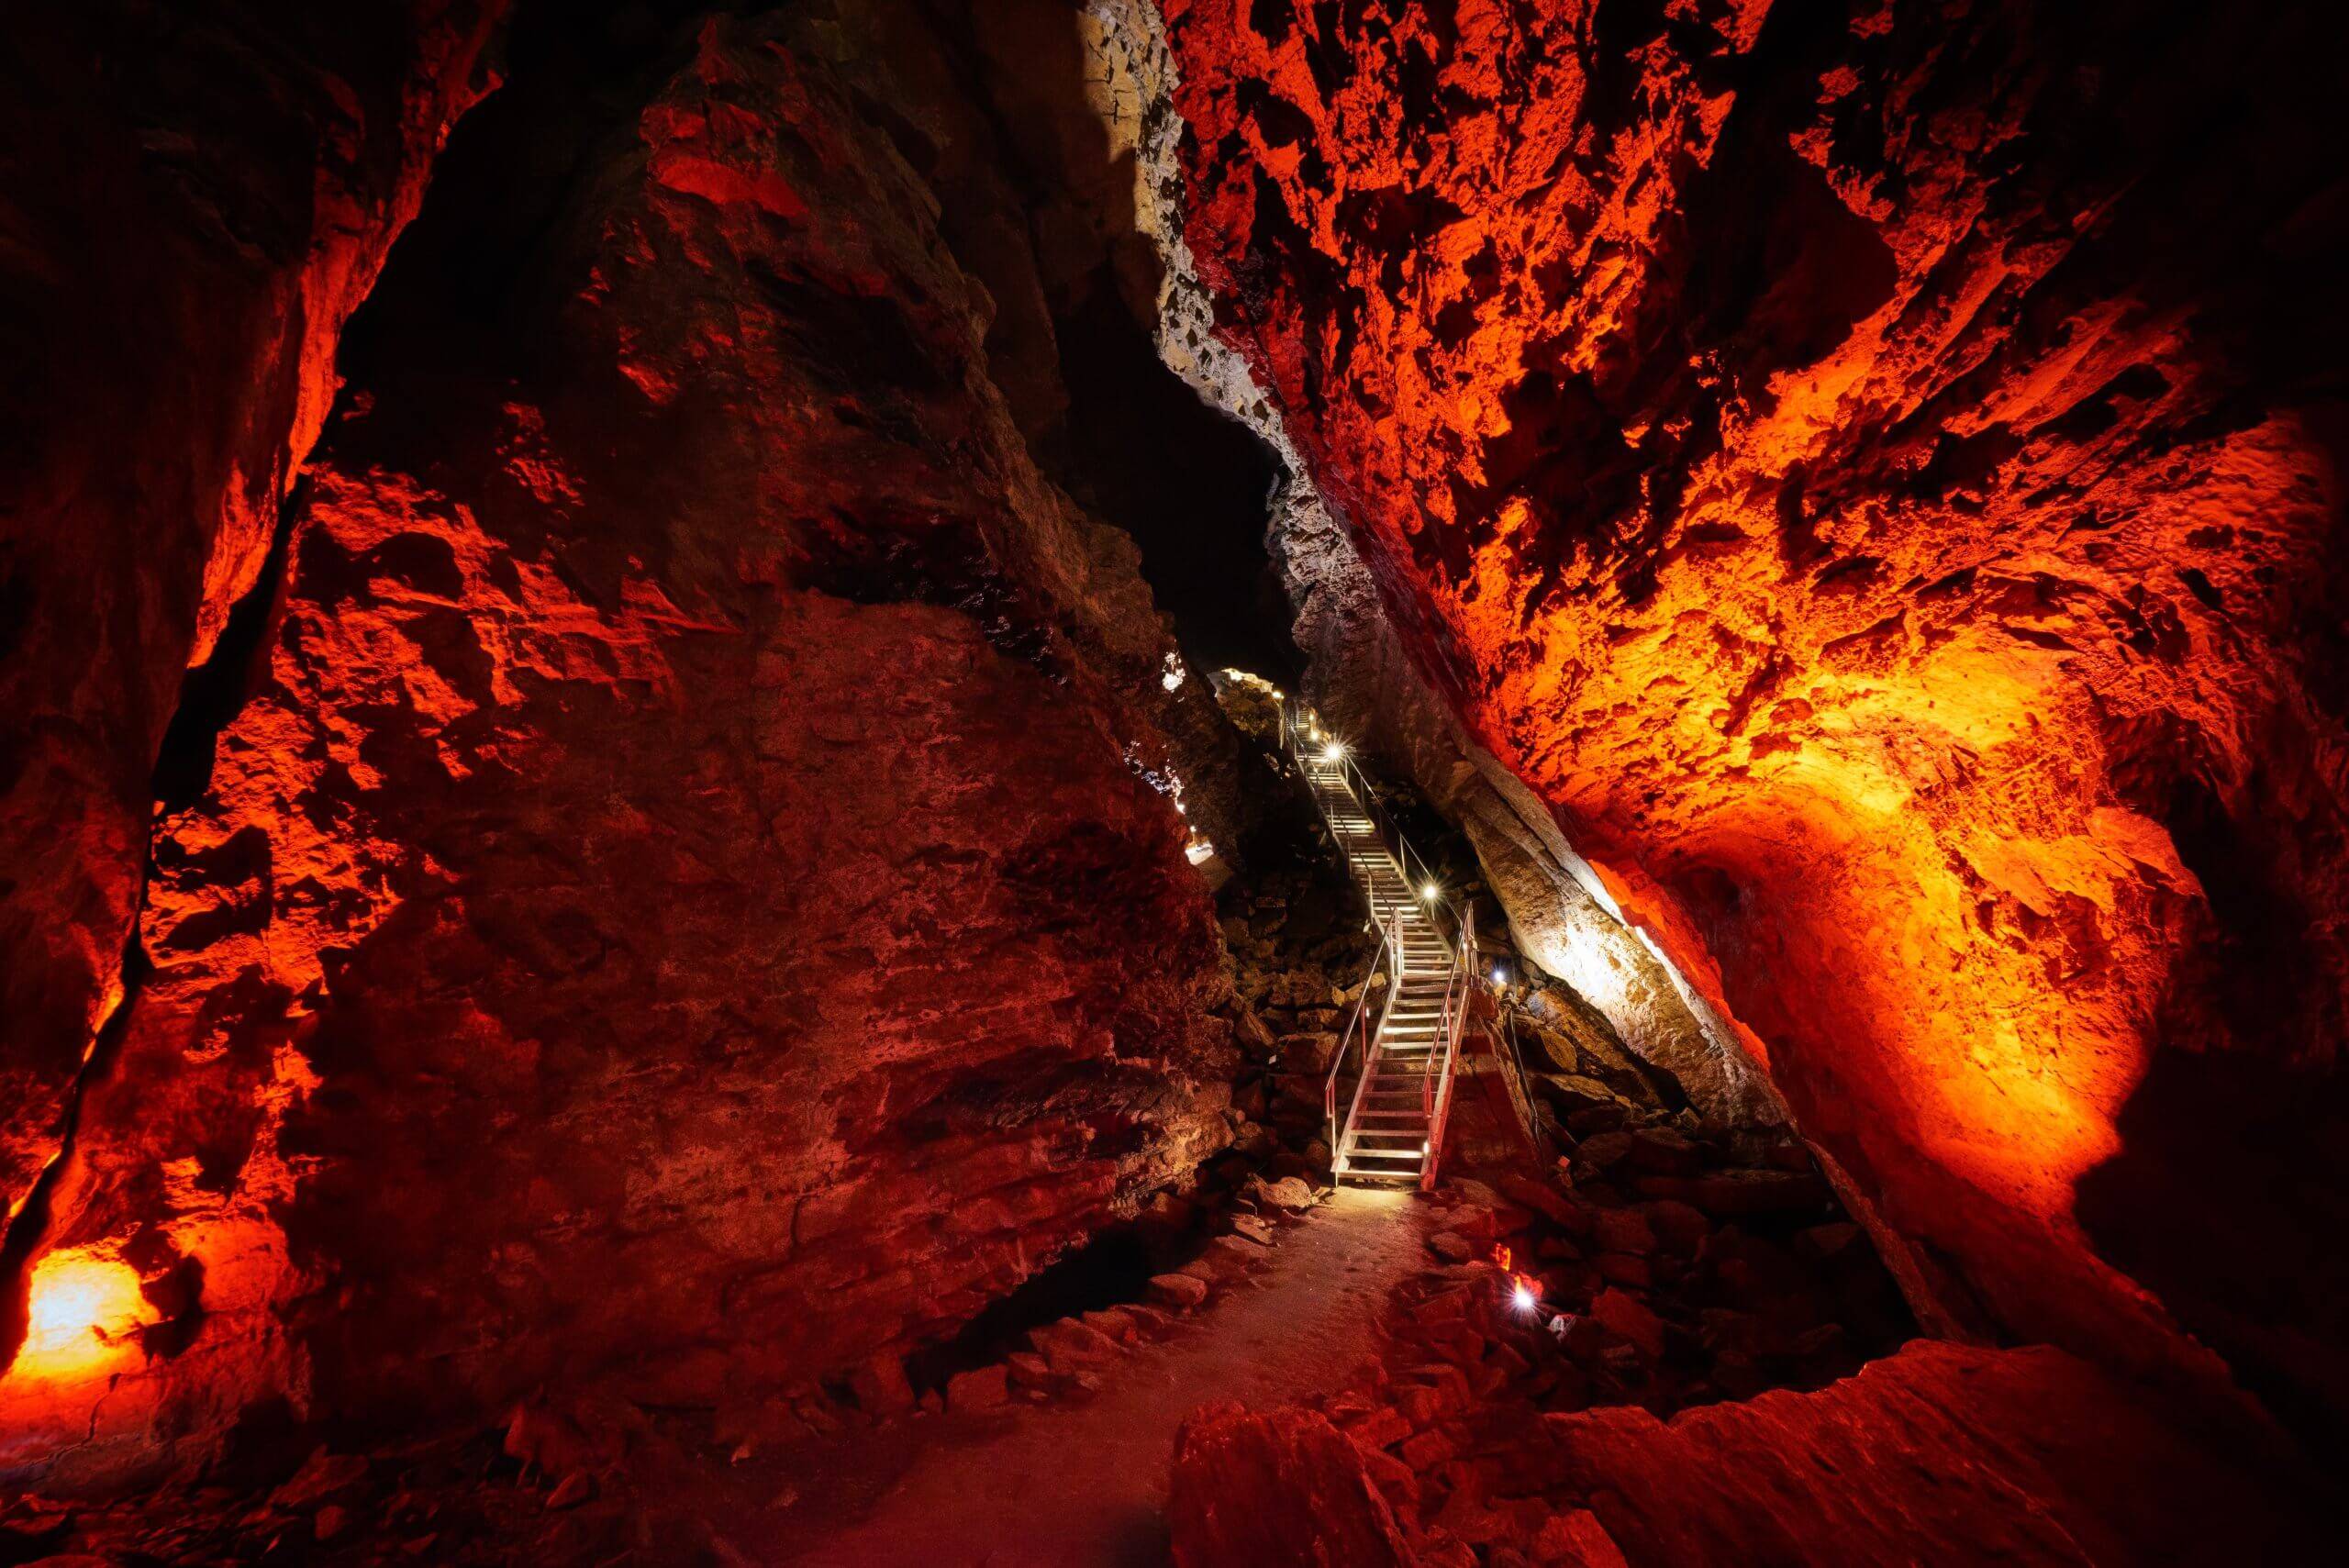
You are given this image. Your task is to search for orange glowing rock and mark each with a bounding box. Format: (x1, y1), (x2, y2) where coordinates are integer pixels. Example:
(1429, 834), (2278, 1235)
(10, 1250), (150, 1382)
(1162, 0), (2349, 1436)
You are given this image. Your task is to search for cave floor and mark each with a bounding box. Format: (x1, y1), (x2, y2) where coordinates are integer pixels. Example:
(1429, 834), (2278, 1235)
(749, 1186), (1432, 1566)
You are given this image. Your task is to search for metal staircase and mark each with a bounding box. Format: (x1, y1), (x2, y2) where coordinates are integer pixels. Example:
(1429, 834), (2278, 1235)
(1285, 706), (1475, 1189)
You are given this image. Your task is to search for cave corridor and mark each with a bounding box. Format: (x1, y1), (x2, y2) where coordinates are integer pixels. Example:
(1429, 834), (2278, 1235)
(3, 1), (2346, 1563)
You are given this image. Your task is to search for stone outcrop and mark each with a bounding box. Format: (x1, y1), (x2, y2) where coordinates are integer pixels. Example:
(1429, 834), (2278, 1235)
(1156, 0), (2349, 1440)
(1169, 1405), (1418, 1568)
(2, 8), (1240, 1490)
(1541, 1341), (2327, 1565)
(0, 0), (509, 1340)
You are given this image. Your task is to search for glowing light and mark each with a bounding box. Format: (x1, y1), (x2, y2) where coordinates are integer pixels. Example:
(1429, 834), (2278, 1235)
(1419, 883), (1440, 902)
(10, 1250), (149, 1381)
(1319, 740), (1346, 762)
(1491, 965), (1508, 984)
(1493, 1246), (1540, 1312)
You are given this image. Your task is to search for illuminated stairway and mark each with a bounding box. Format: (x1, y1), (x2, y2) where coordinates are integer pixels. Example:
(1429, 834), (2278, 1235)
(1293, 736), (1474, 1188)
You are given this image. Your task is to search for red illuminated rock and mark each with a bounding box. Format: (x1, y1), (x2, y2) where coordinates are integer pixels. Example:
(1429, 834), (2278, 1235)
(0, 0), (509, 1256)
(1537, 1341), (2327, 1564)
(3, 10), (1235, 1489)
(1169, 1406), (1419, 1568)
(1160, 0), (2349, 1439)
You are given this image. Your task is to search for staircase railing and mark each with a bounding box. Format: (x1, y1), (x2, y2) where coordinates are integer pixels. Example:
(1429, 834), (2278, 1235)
(1281, 700), (1462, 951)
(1282, 695), (1486, 1189)
(1322, 906), (1402, 1160)
(1419, 905), (1477, 1189)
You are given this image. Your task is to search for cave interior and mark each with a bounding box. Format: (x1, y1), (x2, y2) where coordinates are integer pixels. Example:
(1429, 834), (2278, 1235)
(2, 0), (2346, 1563)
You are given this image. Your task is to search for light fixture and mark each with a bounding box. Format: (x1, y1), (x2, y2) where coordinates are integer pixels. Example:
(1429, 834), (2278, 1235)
(1319, 741), (1346, 762)
(1491, 964), (1508, 985)
(1512, 1283), (1538, 1313)
(1419, 882), (1440, 902)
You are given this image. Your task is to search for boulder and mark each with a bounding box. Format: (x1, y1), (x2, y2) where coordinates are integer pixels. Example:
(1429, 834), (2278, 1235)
(1499, 1173), (1591, 1235)
(1426, 1230), (1478, 1264)
(1643, 1200), (1711, 1253)
(1150, 1273), (1211, 1311)
(1169, 1407), (1419, 1568)
(1590, 1288), (1666, 1360)
(945, 1364), (1009, 1412)
(1252, 1174), (1319, 1211)
(1574, 1131), (1636, 1171)
(1030, 1318), (1120, 1376)
(1592, 1208), (1655, 1255)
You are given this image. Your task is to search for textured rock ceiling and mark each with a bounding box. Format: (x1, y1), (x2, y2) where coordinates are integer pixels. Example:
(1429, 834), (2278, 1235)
(1159, 0), (2349, 1441)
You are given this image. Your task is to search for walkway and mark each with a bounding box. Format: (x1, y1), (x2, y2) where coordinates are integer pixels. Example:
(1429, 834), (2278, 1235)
(764, 1188), (1431, 1566)
(1298, 746), (1464, 1187)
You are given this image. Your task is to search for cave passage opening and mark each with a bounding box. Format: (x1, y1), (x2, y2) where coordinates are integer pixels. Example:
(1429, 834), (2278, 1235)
(1054, 284), (1297, 684)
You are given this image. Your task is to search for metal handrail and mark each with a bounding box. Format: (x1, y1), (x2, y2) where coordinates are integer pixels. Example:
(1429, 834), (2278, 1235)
(1419, 906), (1477, 1188)
(1280, 699), (1463, 954)
(1321, 907), (1401, 1156)
(1281, 695), (1485, 1189)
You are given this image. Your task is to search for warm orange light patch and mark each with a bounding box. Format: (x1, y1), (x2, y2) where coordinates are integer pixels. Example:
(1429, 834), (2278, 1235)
(9, 1249), (150, 1381)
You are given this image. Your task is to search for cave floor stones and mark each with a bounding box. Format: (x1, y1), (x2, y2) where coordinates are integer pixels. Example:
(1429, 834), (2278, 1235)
(756, 1186), (1433, 1566)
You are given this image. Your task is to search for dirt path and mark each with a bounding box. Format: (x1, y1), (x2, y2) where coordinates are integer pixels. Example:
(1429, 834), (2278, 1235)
(762, 1187), (1431, 1566)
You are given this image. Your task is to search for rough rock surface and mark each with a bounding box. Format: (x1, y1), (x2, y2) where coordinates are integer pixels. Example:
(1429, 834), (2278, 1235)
(1540, 1341), (2327, 1566)
(0, 0), (509, 1329)
(2, 10), (1237, 1490)
(1159, 0), (2349, 1434)
(1070, 0), (1776, 1129)
(1169, 1406), (1417, 1568)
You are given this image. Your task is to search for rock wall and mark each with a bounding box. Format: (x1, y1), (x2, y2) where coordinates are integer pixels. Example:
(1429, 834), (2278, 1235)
(1157, 0), (2349, 1440)
(0, 0), (508, 1337)
(1063, 0), (1776, 1129)
(1538, 1340), (2325, 1565)
(2, 6), (1240, 1491)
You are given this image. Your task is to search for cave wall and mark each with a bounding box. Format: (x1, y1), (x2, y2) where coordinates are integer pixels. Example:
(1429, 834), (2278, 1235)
(0, 0), (508, 1318)
(1048, 0), (1780, 1134)
(1157, 0), (2349, 1437)
(2, 5), (1243, 1490)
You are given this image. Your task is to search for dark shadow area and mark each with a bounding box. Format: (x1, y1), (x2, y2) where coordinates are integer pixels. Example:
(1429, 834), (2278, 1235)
(2076, 1046), (2349, 1464)
(1058, 281), (1294, 680)
(907, 0), (1300, 685)
(337, 0), (754, 386)
(901, 1226), (1156, 1396)
(150, 481), (301, 815)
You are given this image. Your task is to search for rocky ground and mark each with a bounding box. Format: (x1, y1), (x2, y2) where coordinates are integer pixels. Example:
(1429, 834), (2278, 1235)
(1165, 1110), (1917, 1565)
